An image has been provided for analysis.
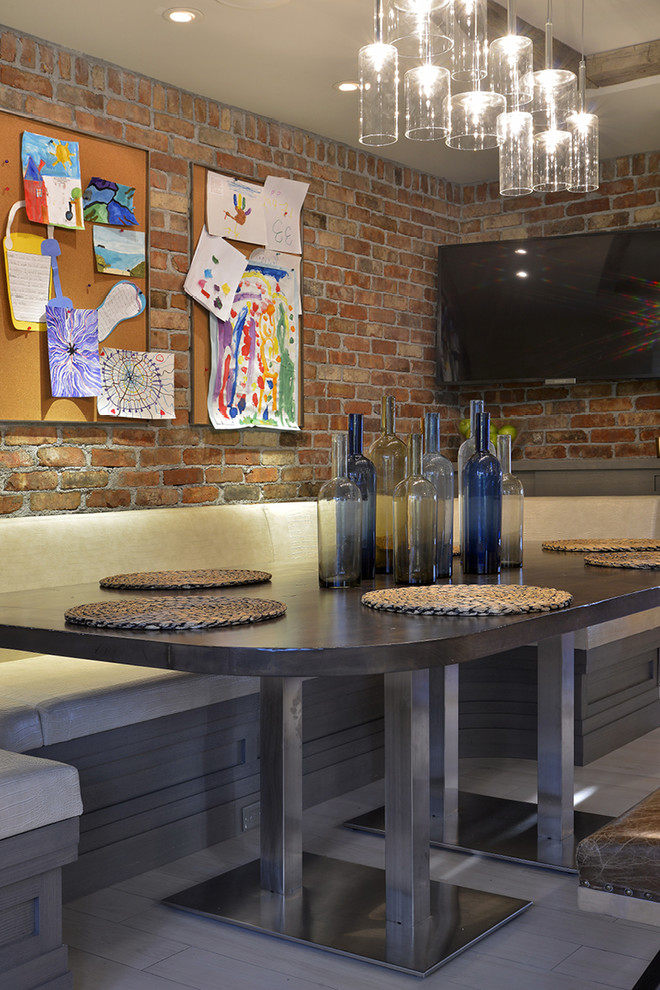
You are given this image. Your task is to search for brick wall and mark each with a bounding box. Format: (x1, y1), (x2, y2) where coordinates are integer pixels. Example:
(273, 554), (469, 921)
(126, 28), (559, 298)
(0, 25), (658, 515)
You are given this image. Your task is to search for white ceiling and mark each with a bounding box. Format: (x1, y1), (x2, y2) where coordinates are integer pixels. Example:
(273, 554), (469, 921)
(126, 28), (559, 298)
(1, 0), (660, 184)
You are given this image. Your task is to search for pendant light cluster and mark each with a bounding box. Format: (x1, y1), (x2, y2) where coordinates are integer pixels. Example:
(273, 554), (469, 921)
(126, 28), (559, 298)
(358, 0), (599, 196)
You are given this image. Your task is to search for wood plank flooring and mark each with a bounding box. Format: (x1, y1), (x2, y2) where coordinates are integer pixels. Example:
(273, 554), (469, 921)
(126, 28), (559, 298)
(64, 728), (660, 990)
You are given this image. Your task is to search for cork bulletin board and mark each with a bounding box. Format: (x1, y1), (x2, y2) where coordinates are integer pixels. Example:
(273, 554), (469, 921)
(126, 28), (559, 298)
(190, 163), (304, 430)
(0, 110), (149, 422)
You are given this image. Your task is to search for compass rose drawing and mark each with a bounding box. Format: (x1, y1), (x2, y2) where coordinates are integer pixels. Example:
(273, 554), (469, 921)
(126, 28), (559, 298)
(97, 347), (174, 419)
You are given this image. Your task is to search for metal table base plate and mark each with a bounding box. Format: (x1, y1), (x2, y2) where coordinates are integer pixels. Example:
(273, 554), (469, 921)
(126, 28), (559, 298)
(164, 852), (531, 978)
(346, 792), (612, 872)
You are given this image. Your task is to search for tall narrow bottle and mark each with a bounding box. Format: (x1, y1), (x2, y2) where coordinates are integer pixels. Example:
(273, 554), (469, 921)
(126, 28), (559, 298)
(461, 412), (502, 575)
(317, 434), (362, 588)
(422, 411), (454, 578)
(393, 433), (437, 585)
(497, 433), (524, 567)
(347, 413), (376, 580)
(457, 398), (495, 553)
(369, 396), (407, 573)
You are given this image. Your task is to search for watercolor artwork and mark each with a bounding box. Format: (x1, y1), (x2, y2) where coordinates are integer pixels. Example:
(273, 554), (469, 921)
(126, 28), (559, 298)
(83, 177), (138, 227)
(206, 171), (267, 246)
(184, 226), (247, 321)
(93, 226), (146, 278)
(21, 131), (84, 230)
(263, 175), (308, 255)
(97, 347), (175, 419)
(207, 261), (300, 431)
(46, 304), (102, 398)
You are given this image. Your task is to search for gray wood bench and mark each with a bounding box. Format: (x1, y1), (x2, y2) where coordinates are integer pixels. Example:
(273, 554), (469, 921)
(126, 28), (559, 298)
(0, 749), (81, 990)
(577, 788), (660, 990)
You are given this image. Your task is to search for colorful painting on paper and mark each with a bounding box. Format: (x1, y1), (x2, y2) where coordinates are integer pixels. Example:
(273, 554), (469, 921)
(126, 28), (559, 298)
(46, 305), (102, 397)
(208, 262), (300, 431)
(97, 347), (175, 419)
(183, 226), (246, 321)
(21, 131), (84, 229)
(83, 177), (138, 227)
(93, 227), (146, 278)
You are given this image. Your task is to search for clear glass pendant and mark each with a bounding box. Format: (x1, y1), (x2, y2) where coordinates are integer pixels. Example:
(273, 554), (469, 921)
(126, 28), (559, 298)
(446, 89), (505, 150)
(497, 110), (533, 196)
(359, 41), (399, 146)
(533, 127), (571, 191)
(452, 0), (488, 83)
(490, 33), (533, 108)
(405, 63), (450, 139)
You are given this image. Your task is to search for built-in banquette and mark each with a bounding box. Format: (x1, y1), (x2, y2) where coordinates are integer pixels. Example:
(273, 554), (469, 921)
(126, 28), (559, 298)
(0, 496), (658, 989)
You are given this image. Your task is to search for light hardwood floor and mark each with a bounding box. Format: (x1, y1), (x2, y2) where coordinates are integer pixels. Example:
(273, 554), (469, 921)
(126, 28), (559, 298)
(64, 727), (660, 990)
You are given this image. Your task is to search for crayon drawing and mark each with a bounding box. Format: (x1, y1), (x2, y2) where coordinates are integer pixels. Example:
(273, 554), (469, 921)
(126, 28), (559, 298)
(21, 131), (84, 229)
(83, 177), (138, 226)
(97, 348), (175, 419)
(46, 305), (102, 397)
(208, 262), (300, 431)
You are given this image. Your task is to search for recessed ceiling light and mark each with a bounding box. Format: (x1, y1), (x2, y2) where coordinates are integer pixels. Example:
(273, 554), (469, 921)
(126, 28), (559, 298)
(163, 8), (201, 23)
(333, 81), (359, 93)
(515, 270), (529, 278)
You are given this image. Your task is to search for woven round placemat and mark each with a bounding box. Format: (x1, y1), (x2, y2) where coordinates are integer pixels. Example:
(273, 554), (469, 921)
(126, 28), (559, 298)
(65, 596), (286, 630)
(584, 551), (660, 570)
(542, 538), (660, 552)
(99, 568), (271, 590)
(361, 584), (573, 616)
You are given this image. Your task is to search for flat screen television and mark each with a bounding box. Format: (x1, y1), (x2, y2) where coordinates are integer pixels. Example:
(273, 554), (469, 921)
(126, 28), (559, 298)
(436, 228), (660, 384)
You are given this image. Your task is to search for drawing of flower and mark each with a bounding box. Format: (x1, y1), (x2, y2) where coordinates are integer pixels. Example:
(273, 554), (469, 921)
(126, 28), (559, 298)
(46, 304), (102, 397)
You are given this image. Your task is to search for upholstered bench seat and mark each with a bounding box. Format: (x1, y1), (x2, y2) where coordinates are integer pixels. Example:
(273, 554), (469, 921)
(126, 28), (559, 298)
(0, 749), (82, 840)
(0, 655), (256, 750)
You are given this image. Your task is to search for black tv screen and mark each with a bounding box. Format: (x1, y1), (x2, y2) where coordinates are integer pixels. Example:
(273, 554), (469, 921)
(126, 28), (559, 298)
(437, 228), (660, 384)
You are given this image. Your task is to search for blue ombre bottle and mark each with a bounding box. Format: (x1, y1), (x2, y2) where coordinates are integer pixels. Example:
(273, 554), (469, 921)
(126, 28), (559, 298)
(461, 411), (502, 575)
(347, 413), (376, 580)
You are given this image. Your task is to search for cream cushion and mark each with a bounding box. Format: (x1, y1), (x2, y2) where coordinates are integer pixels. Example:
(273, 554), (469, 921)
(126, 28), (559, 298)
(0, 699), (45, 752)
(0, 656), (256, 749)
(0, 749), (82, 840)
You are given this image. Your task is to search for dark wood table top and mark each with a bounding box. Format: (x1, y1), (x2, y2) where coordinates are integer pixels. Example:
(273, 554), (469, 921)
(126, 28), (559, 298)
(0, 544), (658, 678)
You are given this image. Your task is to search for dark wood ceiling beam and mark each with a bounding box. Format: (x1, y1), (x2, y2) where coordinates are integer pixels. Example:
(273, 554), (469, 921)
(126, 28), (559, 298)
(487, 1), (660, 88)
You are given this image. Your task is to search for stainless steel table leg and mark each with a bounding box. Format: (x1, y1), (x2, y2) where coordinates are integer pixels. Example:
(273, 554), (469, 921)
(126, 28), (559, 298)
(537, 633), (575, 843)
(430, 664), (459, 841)
(259, 676), (303, 894)
(384, 668), (430, 929)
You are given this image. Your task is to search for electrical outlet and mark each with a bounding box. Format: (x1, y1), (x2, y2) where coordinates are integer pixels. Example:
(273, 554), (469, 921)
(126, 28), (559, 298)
(241, 801), (261, 831)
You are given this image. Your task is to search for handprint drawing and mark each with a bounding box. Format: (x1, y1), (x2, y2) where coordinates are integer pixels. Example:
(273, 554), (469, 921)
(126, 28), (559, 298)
(224, 193), (252, 226)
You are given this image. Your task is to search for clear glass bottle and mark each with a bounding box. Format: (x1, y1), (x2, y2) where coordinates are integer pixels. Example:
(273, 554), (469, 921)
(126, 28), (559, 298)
(457, 398), (495, 553)
(422, 411), (454, 578)
(461, 411), (502, 575)
(393, 433), (437, 585)
(347, 413), (376, 580)
(317, 434), (362, 588)
(369, 396), (407, 573)
(497, 433), (524, 567)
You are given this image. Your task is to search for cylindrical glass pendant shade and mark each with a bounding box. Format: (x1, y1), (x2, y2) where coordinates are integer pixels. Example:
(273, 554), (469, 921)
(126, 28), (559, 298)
(405, 64), (450, 140)
(567, 111), (599, 192)
(446, 90), (505, 150)
(382, 0), (452, 59)
(392, 0), (448, 12)
(533, 128), (571, 191)
(497, 110), (533, 196)
(452, 0), (488, 82)
(489, 34), (533, 108)
(359, 42), (399, 146)
(532, 68), (577, 129)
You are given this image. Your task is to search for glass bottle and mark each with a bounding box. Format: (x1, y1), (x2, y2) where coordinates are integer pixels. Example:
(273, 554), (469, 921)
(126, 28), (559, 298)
(369, 396), (407, 573)
(457, 398), (495, 552)
(347, 413), (376, 580)
(317, 433), (362, 588)
(422, 411), (454, 578)
(497, 433), (524, 567)
(461, 411), (502, 575)
(393, 433), (437, 585)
